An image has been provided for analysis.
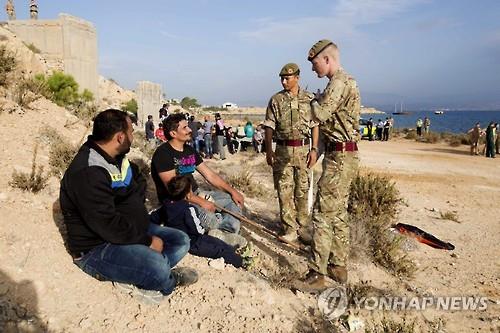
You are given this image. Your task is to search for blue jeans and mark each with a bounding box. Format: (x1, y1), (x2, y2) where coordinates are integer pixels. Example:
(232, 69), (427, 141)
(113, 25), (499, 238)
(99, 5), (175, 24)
(204, 134), (213, 156)
(73, 224), (190, 295)
(194, 190), (241, 233)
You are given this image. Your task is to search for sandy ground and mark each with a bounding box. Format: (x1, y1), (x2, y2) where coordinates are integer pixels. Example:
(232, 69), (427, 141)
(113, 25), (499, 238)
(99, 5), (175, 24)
(1, 102), (499, 332)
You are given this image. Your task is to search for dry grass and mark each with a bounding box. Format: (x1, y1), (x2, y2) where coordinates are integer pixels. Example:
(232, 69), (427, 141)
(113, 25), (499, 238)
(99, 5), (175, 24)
(421, 132), (440, 143)
(9, 144), (49, 193)
(13, 76), (48, 108)
(43, 129), (78, 178)
(366, 316), (416, 333)
(228, 169), (268, 198)
(348, 173), (416, 278)
(439, 210), (460, 223)
(0, 45), (16, 87)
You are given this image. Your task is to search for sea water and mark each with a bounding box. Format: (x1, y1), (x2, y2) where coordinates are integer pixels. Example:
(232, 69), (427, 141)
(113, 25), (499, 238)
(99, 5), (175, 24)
(367, 111), (500, 134)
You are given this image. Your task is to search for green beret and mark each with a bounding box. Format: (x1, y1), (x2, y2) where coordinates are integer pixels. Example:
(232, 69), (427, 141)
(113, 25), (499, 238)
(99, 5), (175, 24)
(279, 63), (300, 77)
(307, 39), (334, 61)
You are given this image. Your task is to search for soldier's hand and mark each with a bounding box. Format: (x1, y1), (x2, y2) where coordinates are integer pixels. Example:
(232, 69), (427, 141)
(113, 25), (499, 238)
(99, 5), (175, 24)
(307, 149), (318, 168)
(230, 190), (244, 208)
(149, 236), (164, 253)
(266, 151), (275, 166)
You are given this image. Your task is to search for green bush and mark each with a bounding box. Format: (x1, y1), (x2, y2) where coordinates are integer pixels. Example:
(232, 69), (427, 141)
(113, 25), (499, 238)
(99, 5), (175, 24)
(0, 45), (16, 87)
(122, 98), (138, 114)
(180, 96), (200, 109)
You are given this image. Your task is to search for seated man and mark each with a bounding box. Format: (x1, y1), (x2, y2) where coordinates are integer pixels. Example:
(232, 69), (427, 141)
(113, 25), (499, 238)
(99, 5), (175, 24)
(60, 109), (197, 304)
(151, 113), (244, 236)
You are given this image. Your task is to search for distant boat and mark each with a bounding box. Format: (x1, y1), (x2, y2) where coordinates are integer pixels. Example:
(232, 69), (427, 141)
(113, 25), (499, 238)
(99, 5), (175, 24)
(392, 102), (411, 115)
(434, 110), (445, 115)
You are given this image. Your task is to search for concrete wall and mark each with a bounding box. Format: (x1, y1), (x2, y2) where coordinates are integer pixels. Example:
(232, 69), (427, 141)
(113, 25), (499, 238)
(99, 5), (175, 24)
(137, 81), (163, 127)
(5, 14), (98, 98)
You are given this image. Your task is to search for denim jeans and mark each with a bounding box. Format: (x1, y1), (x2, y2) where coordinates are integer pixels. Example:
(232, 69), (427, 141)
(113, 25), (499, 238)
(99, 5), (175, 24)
(73, 224), (190, 295)
(194, 190), (241, 233)
(204, 134), (213, 156)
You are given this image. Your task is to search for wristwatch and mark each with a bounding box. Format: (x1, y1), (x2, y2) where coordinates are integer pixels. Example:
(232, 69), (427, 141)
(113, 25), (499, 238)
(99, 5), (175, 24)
(310, 147), (318, 152)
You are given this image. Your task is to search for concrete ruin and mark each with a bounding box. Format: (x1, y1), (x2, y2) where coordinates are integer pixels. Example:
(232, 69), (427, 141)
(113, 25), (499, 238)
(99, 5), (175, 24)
(137, 81), (163, 126)
(4, 13), (98, 98)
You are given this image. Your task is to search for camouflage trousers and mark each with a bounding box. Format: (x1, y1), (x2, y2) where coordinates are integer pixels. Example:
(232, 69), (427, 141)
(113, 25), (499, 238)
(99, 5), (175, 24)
(272, 145), (310, 232)
(309, 150), (359, 275)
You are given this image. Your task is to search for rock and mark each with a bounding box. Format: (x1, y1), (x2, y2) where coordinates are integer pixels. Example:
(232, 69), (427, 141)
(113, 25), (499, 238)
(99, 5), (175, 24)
(78, 316), (92, 329)
(347, 314), (364, 331)
(208, 258), (225, 270)
(451, 253), (459, 258)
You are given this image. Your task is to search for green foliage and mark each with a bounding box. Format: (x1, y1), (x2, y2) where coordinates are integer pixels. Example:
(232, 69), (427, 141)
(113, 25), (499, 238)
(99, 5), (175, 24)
(203, 106), (225, 112)
(180, 96), (200, 109)
(37, 71), (80, 106)
(9, 144), (49, 193)
(23, 42), (41, 54)
(80, 89), (94, 103)
(0, 45), (16, 87)
(348, 173), (415, 278)
(122, 98), (138, 114)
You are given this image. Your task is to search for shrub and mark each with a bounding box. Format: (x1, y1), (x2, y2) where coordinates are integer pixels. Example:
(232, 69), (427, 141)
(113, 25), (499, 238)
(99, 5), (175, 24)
(0, 45), (16, 87)
(49, 136), (78, 178)
(405, 131), (417, 140)
(348, 173), (415, 277)
(439, 210), (460, 223)
(421, 132), (440, 143)
(9, 144), (49, 193)
(23, 42), (41, 54)
(122, 98), (138, 114)
(366, 316), (416, 333)
(180, 96), (200, 109)
(13, 76), (49, 108)
(228, 169), (267, 198)
(37, 71), (80, 106)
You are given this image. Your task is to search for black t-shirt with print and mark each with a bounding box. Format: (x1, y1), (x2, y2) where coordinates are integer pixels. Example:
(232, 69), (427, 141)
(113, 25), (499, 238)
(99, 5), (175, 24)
(151, 142), (203, 202)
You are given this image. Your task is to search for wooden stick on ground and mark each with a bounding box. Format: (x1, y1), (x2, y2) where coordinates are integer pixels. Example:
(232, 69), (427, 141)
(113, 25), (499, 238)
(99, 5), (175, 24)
(215, 205), (307, 253)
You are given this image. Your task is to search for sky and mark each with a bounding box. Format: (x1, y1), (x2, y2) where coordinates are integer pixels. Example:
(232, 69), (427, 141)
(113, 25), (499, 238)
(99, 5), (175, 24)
(8, 0), (500, 110)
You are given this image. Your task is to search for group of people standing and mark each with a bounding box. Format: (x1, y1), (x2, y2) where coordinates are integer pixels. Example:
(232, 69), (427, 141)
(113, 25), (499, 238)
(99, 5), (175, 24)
(365, 117), (394, 141)
(416, 117), (431, 136)
(468, 122), (499, 158)
(58, 38), (361, 303)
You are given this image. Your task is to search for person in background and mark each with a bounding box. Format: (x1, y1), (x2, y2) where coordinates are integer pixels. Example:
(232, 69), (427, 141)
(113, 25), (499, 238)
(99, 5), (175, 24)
(159, 104), (169, 121)
(215, 113), (226, 160)
(202, 115), (214, 159)
(416, 118), (423, 137)
(423, 117), (431, 134)
(485, 122), (496, 158)
(376, 119), (384, 140)
(155, 123), (166, 143)
(145, 115), (155, 142)
(367, 118), (373, 141)
(467, 122), (481, 156)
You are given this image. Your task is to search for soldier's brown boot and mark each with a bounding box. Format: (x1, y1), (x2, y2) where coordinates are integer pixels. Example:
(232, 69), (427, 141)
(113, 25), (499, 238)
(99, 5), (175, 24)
(294, 270), (333, 293)
(297, 227), (313, 245)
(327, 264), (348, 284)
(280, 231), (299, 243)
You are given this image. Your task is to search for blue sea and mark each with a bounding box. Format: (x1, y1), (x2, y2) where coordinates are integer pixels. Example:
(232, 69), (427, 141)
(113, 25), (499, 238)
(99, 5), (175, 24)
(367, 111), (500, 134)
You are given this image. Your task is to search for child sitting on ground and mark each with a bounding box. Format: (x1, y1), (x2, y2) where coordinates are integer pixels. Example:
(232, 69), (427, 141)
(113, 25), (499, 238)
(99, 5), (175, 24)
(163, 175), (244, 268)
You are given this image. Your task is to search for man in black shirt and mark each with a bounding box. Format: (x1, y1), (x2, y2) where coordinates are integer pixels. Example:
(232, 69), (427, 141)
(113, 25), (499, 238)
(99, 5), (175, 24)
(145, 115), (155, 141)
(151, 113), (244, 234)
(60, 109), (197, 303)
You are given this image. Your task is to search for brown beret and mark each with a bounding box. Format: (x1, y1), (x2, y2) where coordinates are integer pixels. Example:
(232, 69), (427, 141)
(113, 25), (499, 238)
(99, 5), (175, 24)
(307, 39), (334, 61)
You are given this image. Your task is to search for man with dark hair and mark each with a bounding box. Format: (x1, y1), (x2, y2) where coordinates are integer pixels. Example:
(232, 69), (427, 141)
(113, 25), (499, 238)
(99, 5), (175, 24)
(60, 109), (197, 304)
(159, 103), (169, 120)
(152, 114), (244, 243)
(145, 115), (155, 142)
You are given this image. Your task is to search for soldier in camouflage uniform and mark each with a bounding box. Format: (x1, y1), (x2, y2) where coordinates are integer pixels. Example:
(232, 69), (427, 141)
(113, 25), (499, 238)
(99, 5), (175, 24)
(302, 40), (361, 288)
(263, 63), (319, 243)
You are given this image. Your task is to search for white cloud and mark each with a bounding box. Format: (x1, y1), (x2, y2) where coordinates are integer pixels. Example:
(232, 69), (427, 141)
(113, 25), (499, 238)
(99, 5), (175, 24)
(239, 0), (428, 44)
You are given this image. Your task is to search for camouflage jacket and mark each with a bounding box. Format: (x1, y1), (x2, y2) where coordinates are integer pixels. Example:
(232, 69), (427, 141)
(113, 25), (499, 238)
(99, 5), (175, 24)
(311, 69), (361, 143)
(264, 88), (317, 140)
